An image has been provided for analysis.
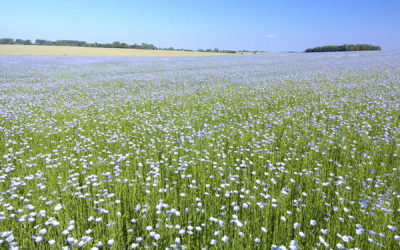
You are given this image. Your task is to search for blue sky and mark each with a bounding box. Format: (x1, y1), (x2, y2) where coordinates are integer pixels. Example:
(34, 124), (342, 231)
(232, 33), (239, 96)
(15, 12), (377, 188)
(1, 0), (399, 51)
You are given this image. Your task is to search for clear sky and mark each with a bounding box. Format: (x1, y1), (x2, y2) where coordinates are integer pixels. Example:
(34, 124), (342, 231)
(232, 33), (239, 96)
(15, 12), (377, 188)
(1, 0), (399, 52)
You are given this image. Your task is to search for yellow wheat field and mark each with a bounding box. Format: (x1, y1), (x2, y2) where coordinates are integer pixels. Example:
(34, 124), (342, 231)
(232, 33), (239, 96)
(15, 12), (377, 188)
(0, 45), (231, 57)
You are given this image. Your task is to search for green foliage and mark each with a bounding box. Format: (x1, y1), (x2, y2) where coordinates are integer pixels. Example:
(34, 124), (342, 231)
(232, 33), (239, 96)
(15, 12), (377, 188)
(15, 39), (32, 45)
(305, 44), (381, 52)
(1, 37), (159, 50)
(0, 38), (15, 44)
(55, 40), (87, 46)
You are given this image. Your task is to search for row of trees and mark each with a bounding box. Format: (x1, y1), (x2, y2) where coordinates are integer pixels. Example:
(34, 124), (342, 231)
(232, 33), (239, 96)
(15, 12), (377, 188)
(35, 39), (87, 47)
(198, 48), (237, 53)
(0, 38), (239, 53)
(0, 38), (33, 45)
(25, 38), (159, 50)
(305, 44), (381, 52)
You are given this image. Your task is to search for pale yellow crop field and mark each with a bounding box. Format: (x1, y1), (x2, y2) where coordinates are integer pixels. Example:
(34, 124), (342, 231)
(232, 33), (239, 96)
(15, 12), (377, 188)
(0, 45), (232, 56)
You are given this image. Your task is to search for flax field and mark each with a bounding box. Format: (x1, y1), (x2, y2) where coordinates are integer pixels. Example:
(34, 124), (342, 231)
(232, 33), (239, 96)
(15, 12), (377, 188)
(1, 52), (400, 249)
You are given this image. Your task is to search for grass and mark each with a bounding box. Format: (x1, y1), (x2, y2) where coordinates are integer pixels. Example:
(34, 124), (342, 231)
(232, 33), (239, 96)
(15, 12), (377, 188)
(0, 52), (399, 249)
(0, 45), (231, 57)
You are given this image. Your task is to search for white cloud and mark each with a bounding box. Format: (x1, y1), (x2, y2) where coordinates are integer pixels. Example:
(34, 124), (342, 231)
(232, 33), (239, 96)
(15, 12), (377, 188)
(267, 34), (276, 39)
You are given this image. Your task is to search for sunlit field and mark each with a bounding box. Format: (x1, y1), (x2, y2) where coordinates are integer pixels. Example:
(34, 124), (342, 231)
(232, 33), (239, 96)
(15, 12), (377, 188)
(1, 52), (400, 249)
(0, 45), (229, 57)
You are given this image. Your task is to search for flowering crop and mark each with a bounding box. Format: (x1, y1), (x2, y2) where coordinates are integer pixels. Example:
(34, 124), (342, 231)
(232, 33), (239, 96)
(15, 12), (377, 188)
(0, 52), (400, 249)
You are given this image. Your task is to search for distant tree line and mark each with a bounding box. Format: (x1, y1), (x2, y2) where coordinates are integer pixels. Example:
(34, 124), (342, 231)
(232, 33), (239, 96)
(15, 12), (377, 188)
(0, 37), (240, 53)
(198, 48), (237, 54)
(305, 44), (381, 53)
(0, 38), (33, 45)
(30, 39), (159, 50)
